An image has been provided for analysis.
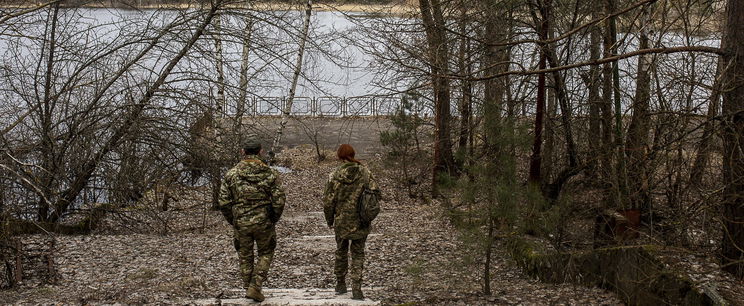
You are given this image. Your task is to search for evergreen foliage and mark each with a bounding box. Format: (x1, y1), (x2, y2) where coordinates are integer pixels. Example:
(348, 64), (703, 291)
(379, 92), (431, 199)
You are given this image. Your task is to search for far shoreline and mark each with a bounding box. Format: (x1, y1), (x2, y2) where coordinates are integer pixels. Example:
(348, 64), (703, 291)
(0, 1), (413, 14)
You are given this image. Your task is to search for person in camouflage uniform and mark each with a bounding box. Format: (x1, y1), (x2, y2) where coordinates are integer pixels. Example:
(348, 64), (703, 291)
(323, 144), (379, 300)
(218, 140), (285, 302)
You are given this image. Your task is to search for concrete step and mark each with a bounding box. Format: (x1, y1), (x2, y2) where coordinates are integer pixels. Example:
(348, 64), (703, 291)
(188, 288), (380, 305)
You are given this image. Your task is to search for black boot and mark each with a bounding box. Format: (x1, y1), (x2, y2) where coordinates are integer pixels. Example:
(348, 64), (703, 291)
(335, 279), (347, 294)
(351, 282), (363, 300)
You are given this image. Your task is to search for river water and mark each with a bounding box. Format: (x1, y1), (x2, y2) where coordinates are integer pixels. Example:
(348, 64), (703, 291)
(0, 8), (386, 116)
(0, 7), (722, 118)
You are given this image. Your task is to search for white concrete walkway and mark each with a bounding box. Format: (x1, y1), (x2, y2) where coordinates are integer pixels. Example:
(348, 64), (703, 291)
(190, 288), (380, 305)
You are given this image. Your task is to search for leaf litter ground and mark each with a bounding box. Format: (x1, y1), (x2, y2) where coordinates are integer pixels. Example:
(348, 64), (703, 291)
(0, 147), (622, 305)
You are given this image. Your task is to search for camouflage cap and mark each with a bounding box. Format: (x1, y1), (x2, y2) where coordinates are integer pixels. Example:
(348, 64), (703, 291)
(243, 139), (262, 153)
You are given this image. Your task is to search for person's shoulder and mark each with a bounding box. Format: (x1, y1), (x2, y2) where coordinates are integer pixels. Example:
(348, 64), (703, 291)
(228, 161), (260, 178)
(222, 167), (239, 185)
(238, 159), (267, 171)
(327, 169), (337, 181)
(358, 163), (372, 174)
(248, 160), (277, 180)
(225, 163), (242, 177)
(328, 164), (347, 180)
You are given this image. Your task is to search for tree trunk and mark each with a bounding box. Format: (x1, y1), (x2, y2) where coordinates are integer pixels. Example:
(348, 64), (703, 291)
(430, 0), (454, 181)
(689, 57), (723, 184)
(625, 3), (653, 212)
(545, 49), (578, 169)
(480, 0), (511, 166)
(528, 0), (550, 184)
(271, 0), (313, 156)
(48, 3), (224, 223)
(237, 4), (255, 118)
(721, 0), (744, 279)
(478, 2), (512, 292)
(213, 12), (226, 115)
(37, 3), (60, 222)
(530, 0), (580, 201)
(419, 0), (454, 193)
(541, 46), (582, 201)
(602, 0), (618, 208)
(587, 5), (602, 175)
(456, 1), (472, 164)
(608, 0), (628, 209)
(543, 80), (556, 182)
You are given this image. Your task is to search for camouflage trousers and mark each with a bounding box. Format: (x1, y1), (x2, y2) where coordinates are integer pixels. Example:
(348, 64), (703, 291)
(334, 235), (367, 284)
(234, 223), (276, 290)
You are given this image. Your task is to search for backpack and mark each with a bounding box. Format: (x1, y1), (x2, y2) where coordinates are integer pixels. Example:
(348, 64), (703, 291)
(356, 169), (381, 228)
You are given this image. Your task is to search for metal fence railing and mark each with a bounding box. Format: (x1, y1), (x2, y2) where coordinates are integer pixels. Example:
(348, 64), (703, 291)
(223, 96), (434, 117)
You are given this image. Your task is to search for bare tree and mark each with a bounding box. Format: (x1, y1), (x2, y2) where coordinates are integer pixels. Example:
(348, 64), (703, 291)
(721, 0), (744, 279)
(0, 2), (226, 229)
(418, 0), (455, 193)
(236, 1), (255, 118)
(528, 0), (550, 184)
(271, 0), (313, 156)
(625, 2), (653, 213)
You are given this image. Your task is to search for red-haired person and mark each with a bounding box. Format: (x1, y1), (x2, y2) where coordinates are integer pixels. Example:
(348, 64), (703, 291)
(323, 144), (379, 300)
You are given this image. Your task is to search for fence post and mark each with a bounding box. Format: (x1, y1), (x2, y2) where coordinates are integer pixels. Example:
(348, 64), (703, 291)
(251, 96), (257, 116)
(311, 97), (316, 117)
(342, 97), (347, 117)
(373, 97), (377, 116)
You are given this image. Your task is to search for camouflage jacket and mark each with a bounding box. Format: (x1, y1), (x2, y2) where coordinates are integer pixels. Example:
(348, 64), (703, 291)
(218, 156), (286, 229)
(323, 162), (379, 240)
